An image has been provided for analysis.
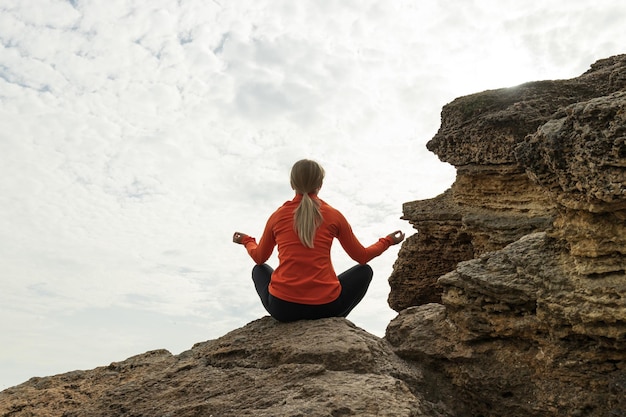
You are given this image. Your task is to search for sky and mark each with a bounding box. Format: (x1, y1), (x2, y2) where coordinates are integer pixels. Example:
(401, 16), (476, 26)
(1, 0), (624, 390)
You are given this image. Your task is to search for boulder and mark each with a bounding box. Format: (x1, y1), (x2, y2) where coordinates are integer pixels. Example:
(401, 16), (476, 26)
(0, 317), (455, 417)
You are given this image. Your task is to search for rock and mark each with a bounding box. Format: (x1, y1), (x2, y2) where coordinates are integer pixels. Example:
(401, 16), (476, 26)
(386, 303), (473, 360)
(427, 54), (626, 168)
(0, 317), (454, 417)
(390, 54), (626, 311)
(516, 92), (626, 211)
(388, 233), (626, 417)
(387, 54), (626, 417)
(388, 190), (474, 309)
(516, 90), (626, 277)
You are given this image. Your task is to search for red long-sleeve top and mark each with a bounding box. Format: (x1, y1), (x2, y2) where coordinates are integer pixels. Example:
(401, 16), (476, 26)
(241, 194), (393, 305)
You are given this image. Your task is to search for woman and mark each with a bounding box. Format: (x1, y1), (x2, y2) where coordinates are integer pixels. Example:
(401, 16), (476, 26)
(233, 159), (404, 322)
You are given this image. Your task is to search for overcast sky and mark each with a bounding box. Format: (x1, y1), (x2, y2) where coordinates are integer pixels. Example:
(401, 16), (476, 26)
(1, 0), (624, 390)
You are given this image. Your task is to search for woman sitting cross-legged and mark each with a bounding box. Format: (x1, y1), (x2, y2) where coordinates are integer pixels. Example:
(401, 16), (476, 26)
(233, 159), (404, 322)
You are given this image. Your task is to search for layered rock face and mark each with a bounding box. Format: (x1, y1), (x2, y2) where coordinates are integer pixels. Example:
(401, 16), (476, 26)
(389, 54), (626, 311)
(387, 55), (626, 416)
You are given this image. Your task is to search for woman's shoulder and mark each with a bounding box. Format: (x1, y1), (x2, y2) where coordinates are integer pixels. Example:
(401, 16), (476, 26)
(271, 197), (302, 217)
(319, 199), (345, 219)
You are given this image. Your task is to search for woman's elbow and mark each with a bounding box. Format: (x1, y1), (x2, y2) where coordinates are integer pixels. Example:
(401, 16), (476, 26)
(353, 254), (371, 265)
(249, 252), (269, 265)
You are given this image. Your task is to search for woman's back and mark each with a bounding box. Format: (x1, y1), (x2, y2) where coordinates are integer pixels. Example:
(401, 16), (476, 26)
(233, 158), (404, 322)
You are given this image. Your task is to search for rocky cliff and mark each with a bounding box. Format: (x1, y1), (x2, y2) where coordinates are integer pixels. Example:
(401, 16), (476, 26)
(387, 54), (626, 416)
(1, 55), (625, 417)
(389, 54), (626, 310)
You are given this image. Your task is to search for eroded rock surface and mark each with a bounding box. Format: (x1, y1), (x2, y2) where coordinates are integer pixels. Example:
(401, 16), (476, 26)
(388, 233), (626, 417)
(389, 53), (626, 311)
(0, 317), (454, 417)
(387, 54), (626, 417)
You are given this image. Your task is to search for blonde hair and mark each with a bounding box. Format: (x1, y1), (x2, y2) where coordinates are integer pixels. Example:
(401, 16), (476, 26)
(290, 159), (325, 248)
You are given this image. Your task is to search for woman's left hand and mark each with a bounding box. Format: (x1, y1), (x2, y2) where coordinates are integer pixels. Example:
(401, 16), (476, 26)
(387, 230), (405, 245)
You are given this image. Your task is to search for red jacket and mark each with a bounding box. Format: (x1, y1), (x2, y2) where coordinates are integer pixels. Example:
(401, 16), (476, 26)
(242, 194), (393, 305)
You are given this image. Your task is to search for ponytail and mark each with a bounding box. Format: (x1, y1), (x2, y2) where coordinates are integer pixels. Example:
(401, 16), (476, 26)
(294, 193), (323, 248)
(290, 159), (325, 248)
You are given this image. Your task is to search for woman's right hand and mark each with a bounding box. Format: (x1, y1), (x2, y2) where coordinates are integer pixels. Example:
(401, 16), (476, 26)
(233, 232), (248, 244)
(387, 230), (405, 245)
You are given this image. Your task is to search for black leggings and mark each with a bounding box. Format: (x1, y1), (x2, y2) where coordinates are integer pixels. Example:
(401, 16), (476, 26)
(252, 264), (373, 322)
